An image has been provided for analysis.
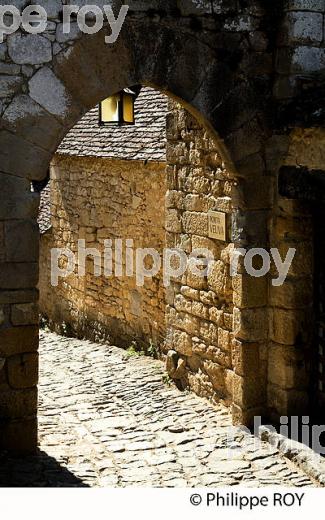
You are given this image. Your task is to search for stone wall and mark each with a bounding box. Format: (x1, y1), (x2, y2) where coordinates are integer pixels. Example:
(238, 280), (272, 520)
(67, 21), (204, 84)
(164, 101), (238, 407)
(285, 128), (325, 169)
(269, 197), (313, 420)
(39, 155), (167, 349)
(267, 128), (325, 420)
(163, 108), (324, 421)
(275, 1), (325, 102)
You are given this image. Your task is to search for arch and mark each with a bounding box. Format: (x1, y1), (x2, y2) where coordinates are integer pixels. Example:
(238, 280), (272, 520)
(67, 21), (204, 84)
(0, 8), (274, 182)
(0, 3), (289, 451)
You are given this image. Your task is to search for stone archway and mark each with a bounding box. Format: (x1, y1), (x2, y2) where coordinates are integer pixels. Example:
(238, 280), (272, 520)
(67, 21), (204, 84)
(1, 0), (322, 451)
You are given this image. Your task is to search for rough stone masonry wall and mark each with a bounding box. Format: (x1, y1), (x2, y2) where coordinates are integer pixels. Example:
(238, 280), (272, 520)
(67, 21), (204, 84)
(39, 155), (167, 349)
(274, 0), (325, 101)
(267, 129), (325, 421)
(164, 101), (238, 407)
(269, 196), (313, 420)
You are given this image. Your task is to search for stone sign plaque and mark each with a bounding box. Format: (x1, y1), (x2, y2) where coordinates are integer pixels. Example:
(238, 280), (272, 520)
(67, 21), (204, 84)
(208, 211), (227, 242)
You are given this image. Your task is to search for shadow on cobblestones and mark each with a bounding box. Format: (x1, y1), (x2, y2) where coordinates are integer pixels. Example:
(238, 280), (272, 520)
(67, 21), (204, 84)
(29, 331), (317, 487)
(0, 331), (315, 487)
(0, 450), (89, 487)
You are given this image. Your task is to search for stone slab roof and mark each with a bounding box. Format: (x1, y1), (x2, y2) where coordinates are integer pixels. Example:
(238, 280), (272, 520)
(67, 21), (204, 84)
(57, 86), (168, 162)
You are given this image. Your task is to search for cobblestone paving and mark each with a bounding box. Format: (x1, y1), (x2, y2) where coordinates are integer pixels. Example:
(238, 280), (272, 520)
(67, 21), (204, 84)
(0, 331), (317, 487)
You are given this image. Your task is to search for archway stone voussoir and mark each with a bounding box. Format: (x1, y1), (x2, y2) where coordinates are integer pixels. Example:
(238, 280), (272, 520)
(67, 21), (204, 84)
(53, 29), (136, 110)
(0, 263), (39, 291)
(1, 94), (66, 153)
(0, 130), (52, 181)
(28, 66), (84, 127)
(125, 23), (216, 105)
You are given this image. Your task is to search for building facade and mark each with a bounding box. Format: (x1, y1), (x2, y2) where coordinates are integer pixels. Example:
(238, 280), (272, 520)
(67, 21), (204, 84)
(39, 88), (167, 349)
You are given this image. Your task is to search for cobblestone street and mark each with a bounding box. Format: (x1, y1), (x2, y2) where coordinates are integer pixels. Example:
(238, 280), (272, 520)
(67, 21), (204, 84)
(0, 331), (317, 487)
